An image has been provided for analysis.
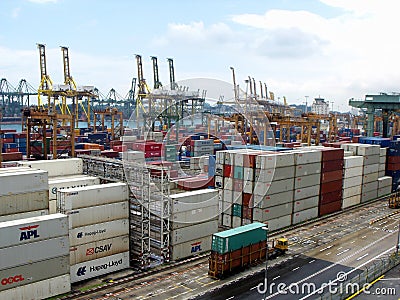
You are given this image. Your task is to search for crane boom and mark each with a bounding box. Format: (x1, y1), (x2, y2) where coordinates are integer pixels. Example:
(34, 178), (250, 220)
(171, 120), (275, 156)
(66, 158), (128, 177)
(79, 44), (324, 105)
(151, 56), (162, 89)
(167, 58), (176, 90)
(136, 55), (146, 95)
(37, 43), (50, 91)
(230, 67), (238, 103)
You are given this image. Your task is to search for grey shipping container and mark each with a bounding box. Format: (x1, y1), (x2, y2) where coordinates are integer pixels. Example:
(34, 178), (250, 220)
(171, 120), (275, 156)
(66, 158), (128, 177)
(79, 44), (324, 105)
(293, 196), (319, 212)
(170, 220), (218, 245)
(18, 158), (83, 177)
(294, 174), (321, 189)
(362, 172), (379, 184)
(171, 206), (219, 229)
(253, 190), (294, 208)
(363, 164), (379, 175)
(255, 166), (295, 182)
(342, 194), (361, 208)
(292, 207), (319, 224)
(343, 176), (362, 189)
(295, 163), (321, 176)
(361, 181), (378, 193)
(0, 190), (49, 216)
(253, 202), (293, 221)
(170, 236), (212, 261)
(294, 185), (320, 201)
(0, 209), (48, 223)
(265, 215), (291, 231)
(253, 178), (294, 196)
(361, 190), (378, 203)
(0, 170), (48, 196)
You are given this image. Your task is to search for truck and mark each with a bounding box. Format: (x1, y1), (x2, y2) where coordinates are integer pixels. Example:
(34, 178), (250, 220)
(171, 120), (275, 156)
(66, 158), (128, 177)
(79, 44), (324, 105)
(208, 222), (288, 279)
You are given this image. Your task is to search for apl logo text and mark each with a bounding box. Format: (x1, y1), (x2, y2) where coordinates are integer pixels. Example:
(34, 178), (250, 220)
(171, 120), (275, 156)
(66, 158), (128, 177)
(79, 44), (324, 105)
(191, 241), (202, 253)
(19, 225), (40, 241)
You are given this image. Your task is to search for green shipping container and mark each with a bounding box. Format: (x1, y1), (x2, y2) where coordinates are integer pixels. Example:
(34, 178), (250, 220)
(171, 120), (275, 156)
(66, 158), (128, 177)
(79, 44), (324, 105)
(232, 203), (242, 217)
(211, 222), (267, 254)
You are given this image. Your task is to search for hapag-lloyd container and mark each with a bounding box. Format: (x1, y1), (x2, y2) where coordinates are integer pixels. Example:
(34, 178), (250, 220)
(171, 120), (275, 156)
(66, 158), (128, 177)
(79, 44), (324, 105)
(0, 255), (69, 291)
(58, 182), (128, 211)
(0, 190), (49, 216)
(0, 236), (69, 270)
(70, 251), (130, 283)
(294, 185), (320, 201)
(265, 215), (291, 231)
(253, 190), (294, 208)
(170, 189), (218, 213)
(0, 170), (48, 196)
(295, 174), (322, 189)
(69, 219), (129, 246)
(344, 156), (364, 168)
(293, 196), (319, 212)
(170, 236), (212, 261)
(48, 175), (100, 200)
(292, 150), (322, 165)
(170, 220), (218, 245)
(0, 209), (48, 223)
(0, 274), (71, 300)
(253, 202), (293, 221)
(342, 194), (361, 208)
(18, 158), (83, 177)
(292, 207), (318, 224)
(171, 206), (219, 229)
(0, 213), (68, 249)
(343, 176), (362, 189)
(69, 235), (129, 265)
(295, 163), (321, 176)
(66, 201), (129, 229)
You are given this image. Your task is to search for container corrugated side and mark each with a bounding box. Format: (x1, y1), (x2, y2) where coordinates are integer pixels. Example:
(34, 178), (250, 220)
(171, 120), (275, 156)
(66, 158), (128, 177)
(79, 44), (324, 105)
(253, 178), (294, 196)
(343, 176), (362, 189)
(0, 255), (69, 291)
(292, 207), (319, 224)
(344, 166), (363, 178)
(253, 190), (294, 208)
(344, 156), (364, 168)
(255, 166), (295, 182)
(293, 150), (322, 165)
(362, 172), (379, 184)
(294, 185), (320, 201)
(170, 236), (212, 261)
(70, 251), (129, 283)
(69, 219), (129, 246)
(66, 201), (129, 229)
(170, 189), (218, 213)
(0, 274), (70, 300)
(0, 209), (48, 223)
(0, 213), (68, 249)
(378, 176), (392, 189)
(171, 206), (219, 229)
(361, 190), (378, 203)
(253, 203), (293, 221)
(342, 194), (361, 208)
(256, 153), (295, 169)
(361, 181), (378, 193)
(0, 170), (48, 196)
(295, 163), (321, 176)
(48, 176), (100, 200)
(18, 158), (83, 177)
(294, 174), (321, 189)
(362, 164), (379, 175)
(293, 196), (319, 212)
(58, 182), (129, 211)
(0, 190), (49, 216)
(0, 236), (69, 270)
(170, 220), (218, 245)
(265, 215), (291, 231)
(69, 235), (129, 265)
(343, 186), (362, 199)
(378, 186), (392, 197)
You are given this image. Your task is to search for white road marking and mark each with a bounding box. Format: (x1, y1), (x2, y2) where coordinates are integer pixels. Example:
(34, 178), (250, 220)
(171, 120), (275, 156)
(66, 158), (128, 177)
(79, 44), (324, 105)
(272, 276), (280, 281)
(337, 246), (343, 250)
(336, 248), (350, 256)
(319, 245), (333, 252)
(226, 296), (235, 300)
(350, 241), (355, 244)
(293, 267), (300, 271)
(361, 235), (367, 239)
(356, 253), (369, 261)
(325, 252), (331, 256)
(309, 260), (315, 264)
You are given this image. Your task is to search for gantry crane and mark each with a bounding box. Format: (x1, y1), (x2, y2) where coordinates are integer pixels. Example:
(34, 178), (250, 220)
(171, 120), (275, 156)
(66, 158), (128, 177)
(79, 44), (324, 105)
(37, 43), (53, 108)
(151, 56), (162, 89)
(167, 58), (177, 90)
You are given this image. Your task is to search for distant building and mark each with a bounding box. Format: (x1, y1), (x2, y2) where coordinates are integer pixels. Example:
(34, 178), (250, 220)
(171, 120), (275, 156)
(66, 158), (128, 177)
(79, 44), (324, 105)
(311, 98), (330, 115)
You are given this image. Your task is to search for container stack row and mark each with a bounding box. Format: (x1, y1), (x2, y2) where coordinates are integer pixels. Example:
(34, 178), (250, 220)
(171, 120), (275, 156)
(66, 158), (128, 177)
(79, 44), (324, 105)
(342, 156), (363, 208)
(0, 214), (71, 299)
(387, 140), (400, 191)
(57, 183), (130, 283)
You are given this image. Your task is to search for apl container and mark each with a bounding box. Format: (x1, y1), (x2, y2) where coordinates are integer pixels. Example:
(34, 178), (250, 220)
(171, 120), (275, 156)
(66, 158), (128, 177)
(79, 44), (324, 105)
(170, 236), (212, 261)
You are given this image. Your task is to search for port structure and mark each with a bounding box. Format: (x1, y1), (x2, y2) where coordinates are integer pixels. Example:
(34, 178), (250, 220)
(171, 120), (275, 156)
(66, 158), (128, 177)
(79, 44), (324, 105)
(0, 79), (37, 118)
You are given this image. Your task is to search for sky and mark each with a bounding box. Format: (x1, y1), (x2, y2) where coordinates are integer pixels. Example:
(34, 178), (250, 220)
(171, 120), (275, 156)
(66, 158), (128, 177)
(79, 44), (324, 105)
(1, 0), (400, 112)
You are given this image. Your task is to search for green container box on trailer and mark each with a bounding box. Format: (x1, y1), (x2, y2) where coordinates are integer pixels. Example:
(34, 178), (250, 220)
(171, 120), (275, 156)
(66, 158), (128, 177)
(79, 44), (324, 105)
(211, 222), (267, 254)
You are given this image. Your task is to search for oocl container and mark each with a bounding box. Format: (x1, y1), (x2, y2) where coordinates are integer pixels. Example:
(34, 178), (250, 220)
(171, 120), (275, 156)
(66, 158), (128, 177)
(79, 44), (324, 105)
(18, 158), (83, 177)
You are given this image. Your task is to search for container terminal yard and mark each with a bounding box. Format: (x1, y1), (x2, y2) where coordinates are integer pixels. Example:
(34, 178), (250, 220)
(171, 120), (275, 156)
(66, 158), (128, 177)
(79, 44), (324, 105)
(1, 44), (400, 300)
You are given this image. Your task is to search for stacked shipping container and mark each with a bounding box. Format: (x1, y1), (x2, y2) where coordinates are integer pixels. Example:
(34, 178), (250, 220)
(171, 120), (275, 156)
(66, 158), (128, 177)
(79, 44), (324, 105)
(342, 156), (363, 208)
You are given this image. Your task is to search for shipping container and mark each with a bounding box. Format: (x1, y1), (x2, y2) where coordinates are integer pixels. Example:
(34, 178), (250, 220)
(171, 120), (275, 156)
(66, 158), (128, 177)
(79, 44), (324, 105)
(361, 181), (378, 193)
(253, 203), (293, 221)
(322, 160), (344, 172)
(363, 164), (379, 175)
(343, 176), (363, 189)
(343, 186), (362, 199)
(0, 209), (48, 223)
(344, 166), (363, 178)
(170, 236), (212, 261)
(58, 182), (128, 212)
(0, 236), (69, 270)
(380, 147), (387, 157)
(378, 186), (392, 197)
(265, 215), (291, 231)
(320, 180), (342, 195)
(378, 176), (392, 189)
(171, 207), (219, 229)
(321, 148), (344, 161)
(0, 190), (49, 216)
(222, 190), (233, 203)
(66, 201), (129, 229)
(0, 274), (70, 300)
(0, 213), (68, 249)
(320, 170), (343, 184)
(344, 156), (364, 168)
(357, 145), (380, 156)
(319, 200), (341, 216)
(256, 153), (295, 169)
(70, 251), (129, 283)
(292, 150), (322, 165)
(222, 213), (232, 228)
(0, 255), (69, 291)
(18, 158), (83, 177)
(362, 172), (379, 184)
(232, 216), (242, 228)
(70, 235), (129, 265)
(170, 189), (218, 213)
(294, 185), (320, 201)
(255, 166), (295, 182)
(293, 196), (319, 212)
(342, 194), (361, 208)
(48, 175), (100, 200)
(295, 163), (321, 176)
(0, 170), (48, 196)
(292, 207), (318, 224)
(253, 178), (294, 196)
(69, 219), (129, 246)
(363, 155), (380, 165)
(253, 190), (294, 208)
(361, 190), (378, 203)
(320, 190), (342, 205)
(0, 166), (33, 173)
(170, 220), (218, 245)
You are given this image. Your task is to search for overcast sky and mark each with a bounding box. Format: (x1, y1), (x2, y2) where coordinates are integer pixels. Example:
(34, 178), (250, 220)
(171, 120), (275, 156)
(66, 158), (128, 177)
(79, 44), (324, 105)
(1, 0), (399, 111)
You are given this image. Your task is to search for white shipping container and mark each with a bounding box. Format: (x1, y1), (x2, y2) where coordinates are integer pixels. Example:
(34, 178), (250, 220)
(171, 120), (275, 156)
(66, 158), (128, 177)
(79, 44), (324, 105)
(343, 186), (362, 198)
(363, 164), (379, 175)
(70, 251), (130, 283)
(293, 196), (319, 213)
(223, 189), (233, 203)
(256, 166), (295, 182)
(216, 151), (226, 164)
(232, 216), (242, 228)
(253, 202), (293, 221)
(122, 150), (144, 162)
(361, 190), (378, 203)
(253, 178), (294, 196)
(0, 190), (49, 216)
(253, 190), (294, 208)
(66, 201), (129, 229)
(344, 156), (364, 168)
(222, 213), (232, 228)
(0, 274), (70, 300)
(343, 166), (363, 178)
(233, 191), (242, 204)
(243, 167), (254, 181)
(243, 179), (254, 194)
(69, 235), (129, 265)
(0, 213), (68, 249)
(294, 174), (321, 189)
(343, 176), (363, 189)
(342, 194), (361, 208)
(0, 209), (48, 223)
(378, 170), (385, 178)
(363, 155), (380, 165)
(295, 163), (321, 177)
(265, 215), (291, 231)
(294, 185), (321, 201)
(58, 182), (128, 212)
(256, 153), (295, 169)
(0, 166), (33, 173)
(379, 163), (386, 171)
(362, 172), (379, 184)
(69, 219), (129, 246)
(48, 175), (100, 200)
(379, 156), (386, 164)
(18, 158), (83, 177)
(357, 145), (380, 156)
(170, 220), (218, 245)
(170, 236), (212, 261)
(0, 170), (48, 196)
(0, 255), (69, 292)
(293, 150), (322, 165)
(224, 177), (234, 190)
(378, 176), (392, 189)
(378, 186), (392, 197)
(344, 151), (354, 157)
(0, 236), (69, 270)
(362, 181), (378, 193)
(380, 147), (387, 157)
(292, 207), (319, 224)
(171, 206), (219, 229)
(170, 189), (218, 213)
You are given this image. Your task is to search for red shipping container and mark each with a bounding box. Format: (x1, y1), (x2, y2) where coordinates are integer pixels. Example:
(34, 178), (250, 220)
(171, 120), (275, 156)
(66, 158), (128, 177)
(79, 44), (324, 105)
(319, 189), (342, 205)
(242, 193), (253, 206)
(321, 169), (343, 183)
(319, 200), (342, 216)
(388, 156), (400, 164)
(387, 163), (400, 171)
(233, 179), (244, 192)
(113, 145), (128, 152)
(242, 206), (253, 220)
(320, 180), (342, 195)
(2, 152), (23, 161)
(5, 148), (18, 153)
(144, 150), (162, 158)
(223, 164), (233, 177)
(322, 160), (344, 172)
(243, 154), (257, 168)
(320, 148), (344, 162)
(110, 140), (123, 147)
